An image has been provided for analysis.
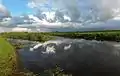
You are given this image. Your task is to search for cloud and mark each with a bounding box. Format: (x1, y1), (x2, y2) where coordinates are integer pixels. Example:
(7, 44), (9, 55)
(12, 27), (31, 32)
(28, 0), (80, 22)
(27, 1), (38, 8)
(1, 0), (120, 32)
(27, 0), (120, 24)
(0, 4), (11, 17)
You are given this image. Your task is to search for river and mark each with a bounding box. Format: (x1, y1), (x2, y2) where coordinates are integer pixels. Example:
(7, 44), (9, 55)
(9, 38), (120, 76)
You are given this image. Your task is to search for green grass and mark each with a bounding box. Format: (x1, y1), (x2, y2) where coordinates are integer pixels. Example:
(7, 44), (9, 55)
(0, 32), (54, 42)
(0, 37), (16, 76)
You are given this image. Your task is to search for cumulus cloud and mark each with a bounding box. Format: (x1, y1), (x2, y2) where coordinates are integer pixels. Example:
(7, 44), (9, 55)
(28, 0), (120, 24)
(0, 4), (11, 17)
(1, 0), (120, 32)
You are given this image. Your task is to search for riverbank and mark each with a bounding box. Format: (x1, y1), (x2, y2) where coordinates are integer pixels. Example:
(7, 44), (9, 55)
(1, 32), (120, 76)
(0, 37), (16, 76)
(0, 37), (39, 76)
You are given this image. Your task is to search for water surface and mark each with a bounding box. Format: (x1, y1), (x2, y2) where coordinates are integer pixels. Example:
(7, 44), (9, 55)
(17, 38), (120, 76)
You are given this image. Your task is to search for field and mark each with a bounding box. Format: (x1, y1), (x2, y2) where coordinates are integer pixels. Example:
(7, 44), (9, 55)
(0, 32), (54, 42)
(0, 37), (16, 76)
(44, 30), (120, 42)
(1, 30), (120, 42)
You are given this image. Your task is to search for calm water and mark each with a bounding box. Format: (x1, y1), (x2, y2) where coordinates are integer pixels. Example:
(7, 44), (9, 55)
(17, 38), (120, 76)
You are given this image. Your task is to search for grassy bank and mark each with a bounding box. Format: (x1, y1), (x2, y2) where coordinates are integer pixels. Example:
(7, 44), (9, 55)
(0, 37), (37, 76)
(0, 37), (16, 76)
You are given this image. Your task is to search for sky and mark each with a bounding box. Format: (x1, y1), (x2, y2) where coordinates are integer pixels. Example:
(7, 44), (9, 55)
(0, 0), (120, 32)
(2, 0), (120, 20)
(3, 0), (33, 15)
